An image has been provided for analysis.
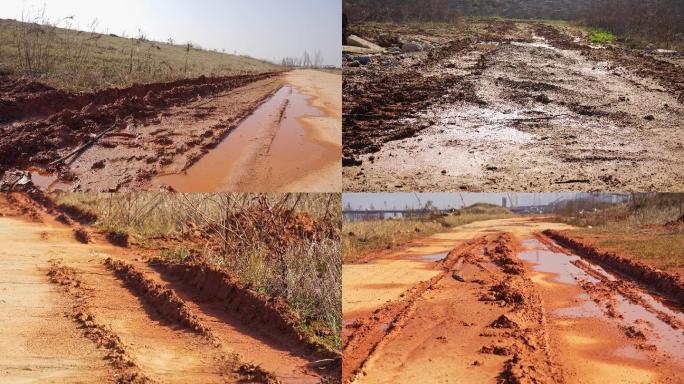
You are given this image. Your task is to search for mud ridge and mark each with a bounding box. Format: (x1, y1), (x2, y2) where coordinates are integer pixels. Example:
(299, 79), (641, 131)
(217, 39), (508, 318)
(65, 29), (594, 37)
(484, 234), (561, 384)
(103, 258), (218, 340)
(342, 237), (487, 383)
(47, 260), (152, 384)
(0, 72), (278, 170)
(147, 257), (341, 361)
(543, 230), (684, 307)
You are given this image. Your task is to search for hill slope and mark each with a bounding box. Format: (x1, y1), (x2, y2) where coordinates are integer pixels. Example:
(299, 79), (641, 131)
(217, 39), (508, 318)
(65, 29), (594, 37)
(0, 18), (280, 91)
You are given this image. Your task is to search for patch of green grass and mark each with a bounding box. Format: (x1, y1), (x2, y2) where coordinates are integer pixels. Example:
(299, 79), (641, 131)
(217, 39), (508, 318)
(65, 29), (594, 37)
(588, 28), (617, 44)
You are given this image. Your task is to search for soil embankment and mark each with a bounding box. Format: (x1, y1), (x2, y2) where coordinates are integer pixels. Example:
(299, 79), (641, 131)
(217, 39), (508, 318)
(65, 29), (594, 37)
(0, 193), (337, 383)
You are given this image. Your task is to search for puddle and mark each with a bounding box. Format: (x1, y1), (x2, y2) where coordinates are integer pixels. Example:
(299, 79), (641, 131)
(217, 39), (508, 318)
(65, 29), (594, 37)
(154, 85), (336, 191)
(511, 35), (556, 50)
(520, 238), (684, 364)
(432, 107), (538, 144)
(414, 252), (449, 262)
(28, 167), (72, 191)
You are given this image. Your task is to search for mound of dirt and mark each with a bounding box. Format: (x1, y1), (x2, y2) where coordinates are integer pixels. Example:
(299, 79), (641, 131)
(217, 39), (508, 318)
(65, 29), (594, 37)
(47, 260), (151, 383)
(73, 227), (91, 244)
(105, 230), (130, 247)
(56, 203), (98, 224)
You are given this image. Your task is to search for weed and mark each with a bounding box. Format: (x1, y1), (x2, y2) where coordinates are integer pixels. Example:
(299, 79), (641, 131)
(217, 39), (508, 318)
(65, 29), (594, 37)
(589, 28), (617, 44)
(160, 246), (191, 263)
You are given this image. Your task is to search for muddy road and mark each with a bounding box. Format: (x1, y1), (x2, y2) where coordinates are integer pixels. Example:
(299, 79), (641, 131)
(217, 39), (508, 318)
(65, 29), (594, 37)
(0, 69), (340, 192)
(343, 21), (684, 192)
(0, 194), (337, 383)
(342, 218), (684, 383)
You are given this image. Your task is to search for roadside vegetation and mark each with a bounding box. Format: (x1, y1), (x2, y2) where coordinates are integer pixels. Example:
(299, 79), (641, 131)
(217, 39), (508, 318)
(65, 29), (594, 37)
(587, 28), (617, 44)
(0, 16), (279, 92)
(344, 0), (683, 48)
(558, 194), (684, 271)
(50, 192), (342, 349)
(343, 204), (513, 262)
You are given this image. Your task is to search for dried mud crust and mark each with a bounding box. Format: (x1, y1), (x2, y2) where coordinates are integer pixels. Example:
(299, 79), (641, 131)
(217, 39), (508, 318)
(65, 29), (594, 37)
(47, 260), (152, 384)
(542, 230), (684, 307)
(0, 72), (282, 191)
(343, 21), (684, 192)
(147, 257), (340, 362)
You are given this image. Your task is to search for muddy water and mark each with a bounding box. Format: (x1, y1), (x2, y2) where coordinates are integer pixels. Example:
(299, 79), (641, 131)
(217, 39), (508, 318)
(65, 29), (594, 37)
(154, 85), (336, 191)
(28, 167), (72, 192)
(519, 238), (684, 377)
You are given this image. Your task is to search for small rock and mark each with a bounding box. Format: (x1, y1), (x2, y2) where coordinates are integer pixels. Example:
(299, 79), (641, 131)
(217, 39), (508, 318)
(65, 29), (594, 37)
(401, 42), (422, 53)
(644, 115), (655, 121)
(452, 271), (465, 282)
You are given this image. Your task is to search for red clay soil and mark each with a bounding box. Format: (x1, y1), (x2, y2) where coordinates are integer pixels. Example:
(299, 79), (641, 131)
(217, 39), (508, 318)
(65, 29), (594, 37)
(341, 236), (487, 382)
(3, 193), (340, 383)
(344, 233), (561, 384)
(47, 260), (152, 384)
(543, 230), (684, 307)
(0, 72), (285, 192)
(148, 257), (340, 361)
(105, 258), (217, 340)
(0, 73), (276, 167)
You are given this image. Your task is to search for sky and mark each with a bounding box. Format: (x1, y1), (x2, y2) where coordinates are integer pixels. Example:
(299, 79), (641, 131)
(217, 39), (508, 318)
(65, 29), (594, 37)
(0, 0), (342, 66)
(342, 193), (621, 210)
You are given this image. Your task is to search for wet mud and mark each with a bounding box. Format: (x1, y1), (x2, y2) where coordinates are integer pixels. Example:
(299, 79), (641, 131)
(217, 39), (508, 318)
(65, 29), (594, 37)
(343, 20), (684, 191)
(342, 217), (684, 383)
(543, 230), (684, 306)
(154, 83), (339, 192)
(521, 236), (684, 382)
(0, 72), (283, 191)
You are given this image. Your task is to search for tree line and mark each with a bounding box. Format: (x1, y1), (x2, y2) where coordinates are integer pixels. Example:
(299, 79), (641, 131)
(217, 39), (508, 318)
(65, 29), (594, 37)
(281, 49), (326, 68)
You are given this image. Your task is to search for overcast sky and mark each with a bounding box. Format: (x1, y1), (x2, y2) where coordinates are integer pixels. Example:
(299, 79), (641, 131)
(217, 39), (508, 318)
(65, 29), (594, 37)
(1, 0), (341, 66)
(343, 193), (609, 210)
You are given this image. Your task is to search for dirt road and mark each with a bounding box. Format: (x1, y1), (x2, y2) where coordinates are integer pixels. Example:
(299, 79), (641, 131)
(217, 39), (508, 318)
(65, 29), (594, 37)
(154, 69), (341, 192)
(343, 21), (684, 192)
(0, 195), (335, 383)
(1, 69), (340, 192)
(342, 218), (684, 383)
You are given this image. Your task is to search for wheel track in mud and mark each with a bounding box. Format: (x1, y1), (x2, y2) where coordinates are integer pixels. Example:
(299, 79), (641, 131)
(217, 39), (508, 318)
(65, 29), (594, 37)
(0, 193), (339, 383)
(344, 224), (684, 383)
(343, 21), (684, 191)
(342, 234), (560, 383)
(0, 72), (286, 192)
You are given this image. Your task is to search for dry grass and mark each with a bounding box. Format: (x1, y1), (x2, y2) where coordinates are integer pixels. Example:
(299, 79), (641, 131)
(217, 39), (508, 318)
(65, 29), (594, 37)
(562, 194), (684, 272)
(0, 17), (279, 92)
(343, 204), (512, 262)
(50, 192), (341, 349)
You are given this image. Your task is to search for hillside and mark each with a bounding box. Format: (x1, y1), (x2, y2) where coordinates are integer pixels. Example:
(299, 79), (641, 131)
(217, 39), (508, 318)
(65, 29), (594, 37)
(0, 18), (280, 91)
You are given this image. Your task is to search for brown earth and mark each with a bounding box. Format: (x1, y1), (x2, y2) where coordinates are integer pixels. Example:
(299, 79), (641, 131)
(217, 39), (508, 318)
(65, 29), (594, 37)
(342, 20), (684, 192)
(0, 72), (281, 191)
(342, 217), (684, 383)
(0, 69), (340, 193)
(0, 193), (339, 383)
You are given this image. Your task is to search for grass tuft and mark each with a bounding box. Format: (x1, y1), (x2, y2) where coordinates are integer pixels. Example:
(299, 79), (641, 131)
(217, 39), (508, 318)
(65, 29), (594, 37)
(588, 28), (617, 44)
